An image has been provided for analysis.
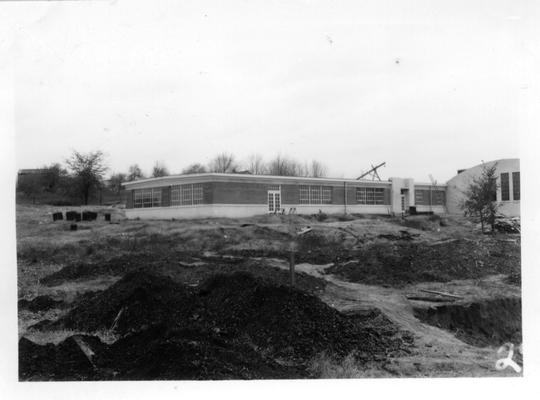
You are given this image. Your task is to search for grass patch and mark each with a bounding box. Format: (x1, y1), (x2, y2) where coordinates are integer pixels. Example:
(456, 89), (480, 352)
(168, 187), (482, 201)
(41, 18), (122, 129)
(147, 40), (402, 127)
(307, 352), (392, 378)
(21, 328), (119, 345)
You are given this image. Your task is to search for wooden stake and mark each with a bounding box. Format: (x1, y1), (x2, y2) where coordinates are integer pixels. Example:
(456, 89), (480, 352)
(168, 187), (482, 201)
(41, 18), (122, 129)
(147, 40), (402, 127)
(289, 250), (295, 287)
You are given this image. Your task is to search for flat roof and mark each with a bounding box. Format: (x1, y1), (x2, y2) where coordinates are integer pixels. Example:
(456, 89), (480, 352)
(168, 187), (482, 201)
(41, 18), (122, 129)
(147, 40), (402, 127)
(122, 173), (448, 190)
(122, 172), (399, 189)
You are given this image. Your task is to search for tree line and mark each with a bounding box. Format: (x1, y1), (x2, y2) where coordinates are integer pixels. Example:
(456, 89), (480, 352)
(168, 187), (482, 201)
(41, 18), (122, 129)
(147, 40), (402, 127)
(109, 152), (328, 195)
(17, 150), (328, 206)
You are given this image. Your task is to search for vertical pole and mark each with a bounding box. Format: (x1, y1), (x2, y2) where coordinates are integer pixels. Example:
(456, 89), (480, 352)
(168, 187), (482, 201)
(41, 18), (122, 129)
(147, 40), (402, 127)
(289, 249), (295, 287)
(288, 212), (295, 287)
(343, 181), (347, 214)
(430, 185), (433, 212)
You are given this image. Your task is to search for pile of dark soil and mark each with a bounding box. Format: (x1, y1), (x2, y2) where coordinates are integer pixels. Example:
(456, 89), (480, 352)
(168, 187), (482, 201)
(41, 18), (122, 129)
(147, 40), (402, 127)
(39, 253), (171, 286)
(162, 257), (326, 293)
(414, 298), (522, 347)
(295, 231), (352, 263)
(20, 325), (301, 380)
(199, 272), (406, 361)
(40, 252), (326, 293)
(102, 325), (302, 380)
(21, 271), (411, 380)
(326, 238), (520, 286)
(19, 335), (108, 380)
(18, 295), (65, 313)
(43, 270), (198, 335)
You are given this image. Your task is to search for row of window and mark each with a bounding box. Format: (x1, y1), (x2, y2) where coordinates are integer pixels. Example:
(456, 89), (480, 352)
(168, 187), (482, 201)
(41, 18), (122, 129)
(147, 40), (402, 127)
(134, 184), (457, 208)
(299, 185), (332, 204)
(500, 172), (520, 201)
(356, 187), (385, 205)
(133, 184), (203, 208)
(414, 189), (446, 206)
(133, 189), (162, 208)
(171, 184), (203, 206)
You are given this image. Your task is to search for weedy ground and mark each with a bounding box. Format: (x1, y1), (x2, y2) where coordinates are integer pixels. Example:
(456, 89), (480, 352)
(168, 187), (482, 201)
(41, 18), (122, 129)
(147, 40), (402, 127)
(16, 204), (521, 379)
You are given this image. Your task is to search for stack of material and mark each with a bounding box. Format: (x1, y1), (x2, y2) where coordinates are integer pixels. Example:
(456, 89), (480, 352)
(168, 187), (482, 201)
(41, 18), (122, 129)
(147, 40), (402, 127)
(494, 216), (520, 234)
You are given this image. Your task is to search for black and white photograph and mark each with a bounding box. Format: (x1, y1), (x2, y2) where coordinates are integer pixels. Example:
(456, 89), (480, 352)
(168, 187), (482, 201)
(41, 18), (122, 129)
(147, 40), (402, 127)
(1, 0), (539, 397)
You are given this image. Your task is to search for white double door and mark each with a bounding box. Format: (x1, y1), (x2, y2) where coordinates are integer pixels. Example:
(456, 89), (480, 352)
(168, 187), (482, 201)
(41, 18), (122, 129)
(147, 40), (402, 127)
(267, 190), (281, 213)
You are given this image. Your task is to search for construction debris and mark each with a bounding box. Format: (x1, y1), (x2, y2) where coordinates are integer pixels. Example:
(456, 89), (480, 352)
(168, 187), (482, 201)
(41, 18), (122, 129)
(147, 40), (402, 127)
(419, 289), (463, 300)
(406, 295), (454, 303)
(494, 216), (520, 234)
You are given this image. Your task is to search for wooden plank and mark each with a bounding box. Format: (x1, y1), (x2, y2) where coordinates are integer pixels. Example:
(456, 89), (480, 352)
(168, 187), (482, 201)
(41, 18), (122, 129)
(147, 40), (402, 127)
(419, 289), (463, 299)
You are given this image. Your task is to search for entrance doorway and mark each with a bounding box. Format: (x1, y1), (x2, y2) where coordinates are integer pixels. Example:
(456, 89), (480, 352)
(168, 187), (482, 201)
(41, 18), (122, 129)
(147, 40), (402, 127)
(268, 190), (281, 213)
(400, 189), (409, 213)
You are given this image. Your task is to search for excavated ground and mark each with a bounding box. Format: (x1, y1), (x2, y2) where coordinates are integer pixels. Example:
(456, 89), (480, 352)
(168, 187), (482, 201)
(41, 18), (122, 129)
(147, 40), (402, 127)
(413, 297), (522, 348)
(17, 206), (522, 379)
(20, 271), (412, 380)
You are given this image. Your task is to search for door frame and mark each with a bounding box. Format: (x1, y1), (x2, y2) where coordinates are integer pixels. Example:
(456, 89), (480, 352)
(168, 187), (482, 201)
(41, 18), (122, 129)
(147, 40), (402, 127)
(267, 190), (281, 213)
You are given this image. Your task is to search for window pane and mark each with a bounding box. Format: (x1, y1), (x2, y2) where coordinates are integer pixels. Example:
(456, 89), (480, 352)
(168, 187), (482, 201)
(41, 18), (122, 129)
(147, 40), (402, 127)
(512, 172), (520, 201)
(299, 185), (309, 204)
(310, 186), (321, 204)
(356, 188), (366, 204)
(433, 191), (445, 205)
(415, 190), (424, 205)
(193, 184), (203, 204)
(152, 189), (161, 207)
(171, 186), (181, 206)
(322, 187), (332, 204)
(500, 173), (510, 201)
(268, 192), (274, 211)
(366, 188), (375, 204)
(143, 189), (153, 208)
(374, 188), (384, 205)
(134, 190), (143, 208)
(182, 184), (192, 205)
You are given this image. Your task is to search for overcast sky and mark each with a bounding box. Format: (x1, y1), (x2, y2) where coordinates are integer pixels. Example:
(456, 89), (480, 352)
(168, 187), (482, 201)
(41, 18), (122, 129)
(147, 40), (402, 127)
(7, 0), (537, 183)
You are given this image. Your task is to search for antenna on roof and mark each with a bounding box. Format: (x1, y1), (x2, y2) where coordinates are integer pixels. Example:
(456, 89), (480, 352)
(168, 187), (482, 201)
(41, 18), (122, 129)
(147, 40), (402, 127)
(428, 174), (438, 212)
(357, 162), (386, 181)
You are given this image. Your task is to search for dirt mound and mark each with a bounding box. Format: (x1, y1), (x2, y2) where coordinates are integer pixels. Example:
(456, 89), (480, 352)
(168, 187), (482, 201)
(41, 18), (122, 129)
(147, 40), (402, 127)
(295, 231), (353, 263)
(51, 270), (198, 334)
(19, 335), (107, 380)
(18, 295), (64, 312)
(104, 324), (302, 380)
(326, 238), (520, 286)
(41, 252), (327, 293)
(22, 271), (411, 379)
(20, 325), (301, 380)
(199, 272), (408, 361)
(40, 253), (166, 286)
(414, 298), (521, 347)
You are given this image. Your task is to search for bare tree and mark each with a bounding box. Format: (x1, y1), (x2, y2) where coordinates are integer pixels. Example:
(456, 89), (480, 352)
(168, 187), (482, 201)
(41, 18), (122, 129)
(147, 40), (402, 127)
(127, 164), (145, 181)
(461, 163), (499, 233)
(298, 162), (309, 177)
(267, 154), (307, 176)
(42, 163), (68, 192)
(108, 172), (127, 194)
(208, 152), (237, 173)
(182, 163), (207, 174)
(66, 150), (108, 205)
(267, 154), (290, 176)
(246, 154), (267, 175)
(152, 161), (169, 177)
(309, 160), (328, 178)
(17, 172), (42, 204)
